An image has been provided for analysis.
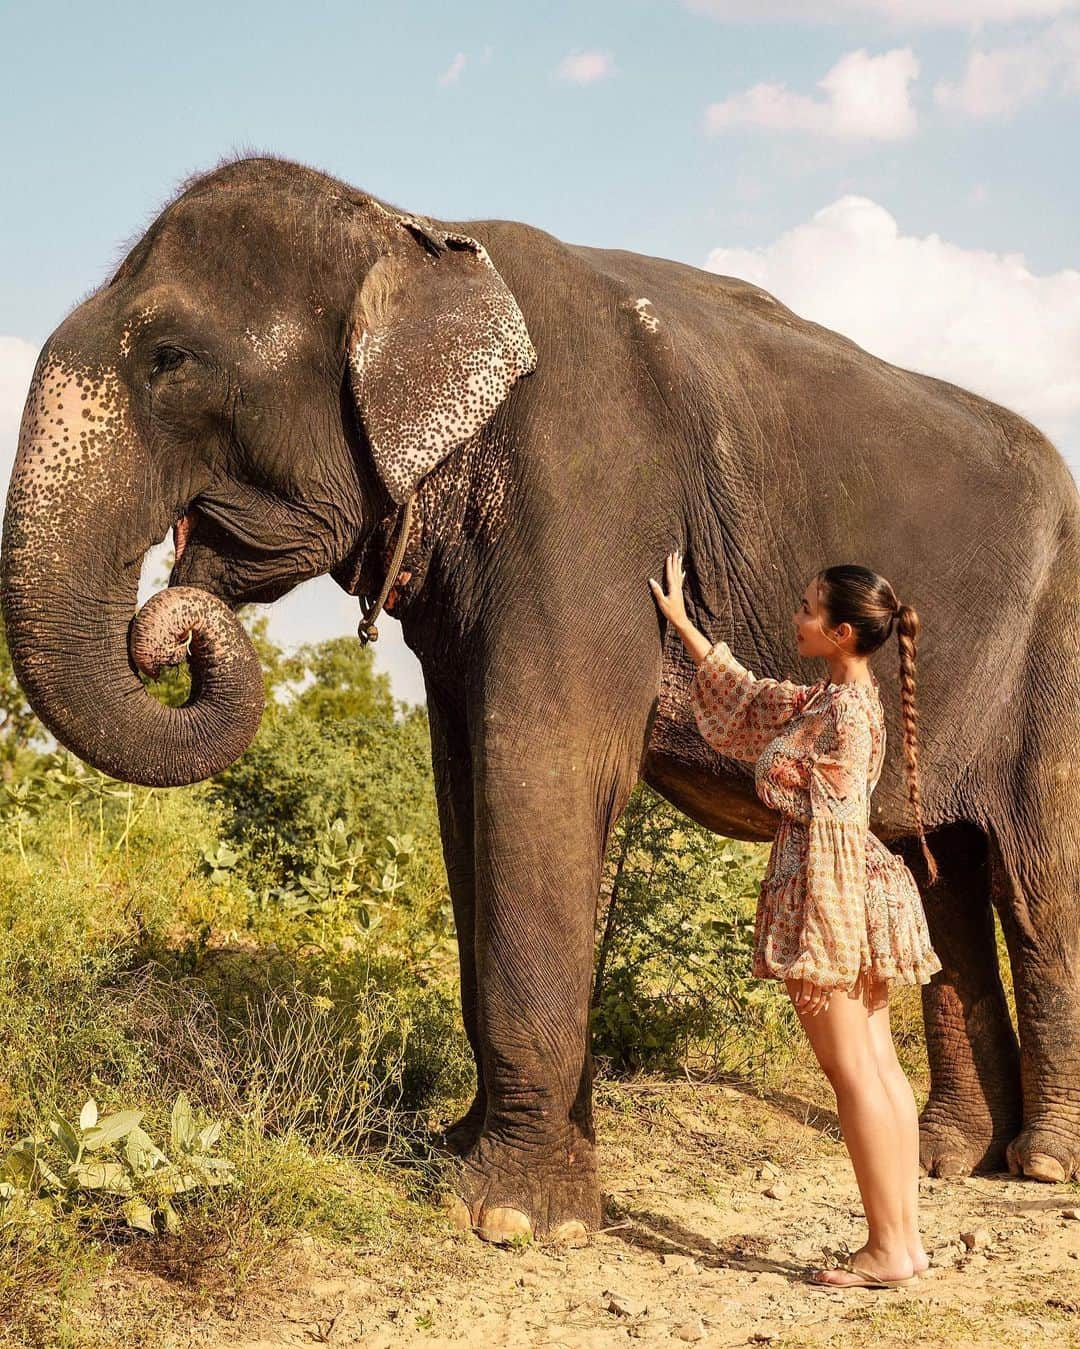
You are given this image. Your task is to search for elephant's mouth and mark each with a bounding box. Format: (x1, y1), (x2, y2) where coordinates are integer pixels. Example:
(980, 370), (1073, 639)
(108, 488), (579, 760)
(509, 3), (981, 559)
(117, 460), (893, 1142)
(165, 494), (306, 608)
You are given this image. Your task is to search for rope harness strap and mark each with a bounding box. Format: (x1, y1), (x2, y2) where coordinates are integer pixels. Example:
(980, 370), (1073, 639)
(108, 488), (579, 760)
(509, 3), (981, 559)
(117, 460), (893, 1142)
(357, 493), (415, 645)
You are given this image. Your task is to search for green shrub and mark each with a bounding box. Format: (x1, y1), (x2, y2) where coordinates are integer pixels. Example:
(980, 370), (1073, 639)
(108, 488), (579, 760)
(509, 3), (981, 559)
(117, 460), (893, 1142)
(1, 1092), (235, 1237)
(591, 782), (799, 1082)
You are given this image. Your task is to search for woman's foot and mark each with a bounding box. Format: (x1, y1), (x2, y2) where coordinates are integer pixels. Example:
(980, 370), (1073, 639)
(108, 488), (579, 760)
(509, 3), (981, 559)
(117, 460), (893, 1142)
(812, 1241), (915, 1287)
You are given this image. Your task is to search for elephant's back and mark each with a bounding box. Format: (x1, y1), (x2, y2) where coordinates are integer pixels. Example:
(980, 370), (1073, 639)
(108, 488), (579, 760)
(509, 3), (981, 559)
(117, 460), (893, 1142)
(467, 216), (1075, 533)
(458, 217), (1078, 818)
(538, 238), (1080, 814)
(563, 238), (1076, 516)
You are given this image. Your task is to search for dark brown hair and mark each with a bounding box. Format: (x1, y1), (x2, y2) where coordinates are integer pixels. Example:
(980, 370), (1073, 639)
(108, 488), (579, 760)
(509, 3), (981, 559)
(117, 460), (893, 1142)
(815, 564), (939, 886)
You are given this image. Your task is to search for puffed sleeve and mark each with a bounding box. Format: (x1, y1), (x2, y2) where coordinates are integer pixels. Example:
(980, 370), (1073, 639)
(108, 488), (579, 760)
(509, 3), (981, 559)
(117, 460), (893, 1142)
(755, 751), (813, 821)
(785, 692), (875, 992)
(690, 639), (811, 765)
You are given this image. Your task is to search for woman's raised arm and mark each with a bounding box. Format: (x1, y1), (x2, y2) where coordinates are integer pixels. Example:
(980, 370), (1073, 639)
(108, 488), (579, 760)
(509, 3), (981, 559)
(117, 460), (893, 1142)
(650, 549), (812, 764)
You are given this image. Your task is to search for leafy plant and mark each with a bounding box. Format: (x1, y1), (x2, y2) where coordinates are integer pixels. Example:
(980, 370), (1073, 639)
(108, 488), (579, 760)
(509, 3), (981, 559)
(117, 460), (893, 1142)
(0, 749), (159, 869)
(0, 1092), (236, 1235)
(201, 841), (240, 885)
(591, 782), (797, 1078)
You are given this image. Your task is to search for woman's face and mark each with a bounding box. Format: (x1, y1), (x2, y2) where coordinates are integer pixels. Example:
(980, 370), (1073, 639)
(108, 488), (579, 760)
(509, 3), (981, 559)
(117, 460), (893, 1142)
(795, 579), (842, 658)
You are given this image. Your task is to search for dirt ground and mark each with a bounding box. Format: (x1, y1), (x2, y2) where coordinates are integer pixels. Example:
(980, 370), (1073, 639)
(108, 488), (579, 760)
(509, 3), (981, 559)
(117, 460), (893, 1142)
(91, 1072), (1080, 1348)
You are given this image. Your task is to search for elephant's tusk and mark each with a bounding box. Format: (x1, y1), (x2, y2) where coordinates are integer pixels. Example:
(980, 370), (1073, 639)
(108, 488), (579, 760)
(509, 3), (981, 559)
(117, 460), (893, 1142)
(172, 508), (198, 569)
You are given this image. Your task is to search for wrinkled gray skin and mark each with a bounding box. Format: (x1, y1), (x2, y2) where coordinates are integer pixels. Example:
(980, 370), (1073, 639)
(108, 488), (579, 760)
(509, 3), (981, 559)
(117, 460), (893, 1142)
(4, 156), (1079, 1243)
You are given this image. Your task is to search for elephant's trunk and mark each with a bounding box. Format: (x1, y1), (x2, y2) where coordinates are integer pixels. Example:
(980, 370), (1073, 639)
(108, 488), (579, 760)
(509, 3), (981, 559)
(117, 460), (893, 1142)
(0, 345), (263, 787)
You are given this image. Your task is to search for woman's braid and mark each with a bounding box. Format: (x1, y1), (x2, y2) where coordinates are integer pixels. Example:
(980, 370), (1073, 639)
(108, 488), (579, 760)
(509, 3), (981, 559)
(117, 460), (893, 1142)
(896, 601), (939, 886)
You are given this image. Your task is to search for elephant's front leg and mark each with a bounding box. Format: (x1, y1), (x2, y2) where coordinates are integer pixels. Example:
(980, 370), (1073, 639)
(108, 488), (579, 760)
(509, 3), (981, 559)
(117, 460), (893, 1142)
(441, 738), (633, 1244)
(426, 689), (486, 1155)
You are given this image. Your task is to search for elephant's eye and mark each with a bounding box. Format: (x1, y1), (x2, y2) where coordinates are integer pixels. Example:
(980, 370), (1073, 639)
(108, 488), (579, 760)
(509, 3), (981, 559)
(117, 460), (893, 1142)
(149, 346), (189, 378)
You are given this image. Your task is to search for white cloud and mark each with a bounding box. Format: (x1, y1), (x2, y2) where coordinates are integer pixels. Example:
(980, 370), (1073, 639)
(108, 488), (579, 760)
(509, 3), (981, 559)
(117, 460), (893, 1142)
(705, 197), (1080, 480)
(685, 0), (1079, 26)
(934, 17), (1080, 117)
(437, 52), (467, 87)
(555, 49), (616, 84)
(706, 48), (919, 140)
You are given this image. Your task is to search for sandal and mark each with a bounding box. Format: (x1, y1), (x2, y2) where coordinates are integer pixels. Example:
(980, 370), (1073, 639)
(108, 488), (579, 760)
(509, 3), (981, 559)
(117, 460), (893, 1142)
(810, 1260), (916, 1289)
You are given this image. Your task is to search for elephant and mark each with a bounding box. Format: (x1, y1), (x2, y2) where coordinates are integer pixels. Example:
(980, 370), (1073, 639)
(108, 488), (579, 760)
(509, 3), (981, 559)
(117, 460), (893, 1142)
(4, 154), (1079, 1244)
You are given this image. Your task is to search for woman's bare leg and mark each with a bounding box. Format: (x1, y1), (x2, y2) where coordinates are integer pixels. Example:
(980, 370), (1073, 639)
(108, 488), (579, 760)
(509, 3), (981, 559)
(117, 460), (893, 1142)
(866, 983), (929, 1272)
(786, 974), (916, 1285)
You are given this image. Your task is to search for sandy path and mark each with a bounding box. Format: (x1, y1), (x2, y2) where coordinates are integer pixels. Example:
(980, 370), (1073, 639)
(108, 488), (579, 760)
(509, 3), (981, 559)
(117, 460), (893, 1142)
(96, 1077), (1080, 1348)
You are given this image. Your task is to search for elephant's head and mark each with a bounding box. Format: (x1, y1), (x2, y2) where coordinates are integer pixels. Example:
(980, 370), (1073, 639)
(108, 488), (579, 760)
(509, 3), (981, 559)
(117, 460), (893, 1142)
(1, 157), (536, 785)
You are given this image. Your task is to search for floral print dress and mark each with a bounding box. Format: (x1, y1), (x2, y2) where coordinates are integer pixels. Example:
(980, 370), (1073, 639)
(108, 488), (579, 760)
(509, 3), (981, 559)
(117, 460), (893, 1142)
(690, 639), (942, 993)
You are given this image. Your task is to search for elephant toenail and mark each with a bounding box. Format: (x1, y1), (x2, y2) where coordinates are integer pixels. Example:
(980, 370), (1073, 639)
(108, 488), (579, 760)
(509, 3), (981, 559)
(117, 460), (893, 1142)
(548, 1219), (589, 1246)
(478, 1206), (533, 1245)
(440, 1194), (473, 1230)
(1023, 1152), (1067, 1183)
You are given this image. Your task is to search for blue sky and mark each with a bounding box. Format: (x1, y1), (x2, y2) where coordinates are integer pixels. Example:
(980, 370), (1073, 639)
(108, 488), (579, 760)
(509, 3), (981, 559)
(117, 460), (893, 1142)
(2, 0), (1078, 705)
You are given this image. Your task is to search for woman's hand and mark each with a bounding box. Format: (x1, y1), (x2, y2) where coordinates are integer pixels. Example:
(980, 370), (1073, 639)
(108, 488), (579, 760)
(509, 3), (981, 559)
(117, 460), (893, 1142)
(788, 977), (832, 1016)
(649, 550), (689, 628)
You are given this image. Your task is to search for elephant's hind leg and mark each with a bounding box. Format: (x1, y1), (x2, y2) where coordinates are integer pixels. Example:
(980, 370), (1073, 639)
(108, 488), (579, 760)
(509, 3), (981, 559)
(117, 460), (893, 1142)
(915, 822), (1022, 1177)
(992, 573), (1080, 1182)
(990, 806), (1080, 1183)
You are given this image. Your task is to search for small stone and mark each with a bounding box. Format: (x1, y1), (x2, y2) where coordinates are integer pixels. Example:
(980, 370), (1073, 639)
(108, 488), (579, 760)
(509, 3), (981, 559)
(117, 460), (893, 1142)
(674, 1317), (705, 1342)
(764, 1183), (789, 1201)
(604, 1291), (648, 1318)
(961, 1227), (991, 1250)
(1062, 1208), (1079, 1221)
(661, 1254), (697, 1272)
(678, 1111), (717, 1135)
(758, 1160), (781, 1179)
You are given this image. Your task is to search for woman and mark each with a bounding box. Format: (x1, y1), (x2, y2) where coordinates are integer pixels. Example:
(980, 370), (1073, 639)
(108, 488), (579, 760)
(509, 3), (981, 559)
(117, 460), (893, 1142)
(649, 552), (942, 1290)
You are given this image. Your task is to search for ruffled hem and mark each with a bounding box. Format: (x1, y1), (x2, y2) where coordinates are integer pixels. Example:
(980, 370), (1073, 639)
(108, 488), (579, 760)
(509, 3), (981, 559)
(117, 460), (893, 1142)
(753, 845), (942, 994)
(751, 947), (942, 992)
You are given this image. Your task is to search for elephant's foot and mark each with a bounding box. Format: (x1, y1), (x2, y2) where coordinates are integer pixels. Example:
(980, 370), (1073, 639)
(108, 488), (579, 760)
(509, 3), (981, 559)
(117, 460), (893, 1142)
(437, 1128), (600, 1245)
(918, 1094), (1020, 1178)
(432, 1094), (486, 1157)
(1006, 1115), (1080, 1183)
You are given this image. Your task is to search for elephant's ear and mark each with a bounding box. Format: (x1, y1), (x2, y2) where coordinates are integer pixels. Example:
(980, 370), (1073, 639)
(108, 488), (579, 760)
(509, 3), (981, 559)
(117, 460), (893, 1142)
(348, 216), (537, 506)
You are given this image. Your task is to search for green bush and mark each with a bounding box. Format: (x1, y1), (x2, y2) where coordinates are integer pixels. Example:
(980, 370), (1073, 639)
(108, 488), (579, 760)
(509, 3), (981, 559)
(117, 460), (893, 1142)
(207, 635), (439, 877)
(1, 1092), (235, 1237)
(591, 782), (799, 1082)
